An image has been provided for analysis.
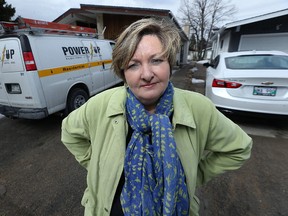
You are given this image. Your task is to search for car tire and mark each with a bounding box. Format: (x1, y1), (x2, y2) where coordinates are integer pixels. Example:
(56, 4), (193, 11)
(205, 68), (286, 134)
(66, 88), (88, 114)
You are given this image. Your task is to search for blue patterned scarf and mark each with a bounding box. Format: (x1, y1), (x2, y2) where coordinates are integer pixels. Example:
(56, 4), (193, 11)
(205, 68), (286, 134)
(121, 82), (189, 215)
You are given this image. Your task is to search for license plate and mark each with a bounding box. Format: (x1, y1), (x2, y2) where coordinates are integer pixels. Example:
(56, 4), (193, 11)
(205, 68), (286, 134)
(253, 86), (277, 96)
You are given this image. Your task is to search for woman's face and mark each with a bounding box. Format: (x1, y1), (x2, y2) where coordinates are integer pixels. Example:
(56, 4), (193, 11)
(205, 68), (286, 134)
(124, 35), (170, 113)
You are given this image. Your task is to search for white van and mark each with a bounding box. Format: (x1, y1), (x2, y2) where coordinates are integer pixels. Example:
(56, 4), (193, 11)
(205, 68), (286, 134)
(0, 17), (121, 119)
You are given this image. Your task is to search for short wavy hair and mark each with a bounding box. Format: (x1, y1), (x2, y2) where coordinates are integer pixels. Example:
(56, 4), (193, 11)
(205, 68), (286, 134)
(112, 17), (181, 81)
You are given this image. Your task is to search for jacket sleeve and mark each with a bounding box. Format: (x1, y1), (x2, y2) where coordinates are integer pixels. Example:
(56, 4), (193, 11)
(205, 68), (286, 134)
(61, 103), (92, 169)
(197, 106), (253, 186)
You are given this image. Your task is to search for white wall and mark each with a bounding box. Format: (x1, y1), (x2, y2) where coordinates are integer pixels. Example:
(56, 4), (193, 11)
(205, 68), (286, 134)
(239, 33), (288, 53)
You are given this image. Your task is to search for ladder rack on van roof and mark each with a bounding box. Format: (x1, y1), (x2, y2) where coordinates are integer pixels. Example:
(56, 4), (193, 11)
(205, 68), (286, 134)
(0, 16), (97, 37)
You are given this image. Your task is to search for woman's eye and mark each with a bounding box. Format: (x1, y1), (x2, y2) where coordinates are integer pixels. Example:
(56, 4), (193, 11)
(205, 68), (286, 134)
(151, 59), (164, 64)
(127, 63), (139, 70)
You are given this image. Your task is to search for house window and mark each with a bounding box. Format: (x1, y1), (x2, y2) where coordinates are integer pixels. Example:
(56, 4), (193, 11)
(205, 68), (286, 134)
(75, 21), (97, 29)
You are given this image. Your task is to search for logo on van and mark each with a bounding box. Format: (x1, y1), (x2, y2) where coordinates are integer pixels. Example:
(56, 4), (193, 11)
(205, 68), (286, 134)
(61, 45), (101, 60)
(1, 46), (5, 66)
(1, 45), (15, 66)
(89, 43), (101, 60)
(62, 46), (89, 56)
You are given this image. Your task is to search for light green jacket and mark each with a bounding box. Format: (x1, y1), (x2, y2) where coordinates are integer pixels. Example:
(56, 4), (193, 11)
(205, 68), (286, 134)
(61, 86), (252, 216)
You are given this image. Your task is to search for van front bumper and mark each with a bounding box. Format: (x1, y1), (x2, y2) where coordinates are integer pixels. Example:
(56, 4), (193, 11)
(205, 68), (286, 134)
(0, 105), (48, 119)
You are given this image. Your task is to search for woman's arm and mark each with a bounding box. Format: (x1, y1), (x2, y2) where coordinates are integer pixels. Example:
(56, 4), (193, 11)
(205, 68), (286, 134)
(197, 108), (253, 186)
(61, 104), (92, 169)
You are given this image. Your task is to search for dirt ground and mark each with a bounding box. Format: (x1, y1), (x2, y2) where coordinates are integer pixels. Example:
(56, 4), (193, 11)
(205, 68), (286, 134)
(0, 63), (288, 216)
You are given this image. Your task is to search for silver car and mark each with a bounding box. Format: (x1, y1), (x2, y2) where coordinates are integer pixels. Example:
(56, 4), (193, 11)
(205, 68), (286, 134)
(204, 50), (288, 115)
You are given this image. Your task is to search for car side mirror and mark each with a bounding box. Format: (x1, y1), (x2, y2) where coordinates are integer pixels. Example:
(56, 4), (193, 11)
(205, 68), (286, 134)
(203, 62), (213, 68)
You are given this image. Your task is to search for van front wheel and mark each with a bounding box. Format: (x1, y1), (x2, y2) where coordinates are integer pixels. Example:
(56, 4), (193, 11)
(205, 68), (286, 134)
(66, 88), (88, 114)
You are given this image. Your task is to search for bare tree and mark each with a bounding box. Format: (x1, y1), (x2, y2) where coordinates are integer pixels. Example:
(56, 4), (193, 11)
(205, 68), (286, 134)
(179, 0), (237, 60)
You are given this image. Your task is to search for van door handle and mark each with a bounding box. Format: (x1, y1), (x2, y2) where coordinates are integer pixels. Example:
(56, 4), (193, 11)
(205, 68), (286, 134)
(102, 62), (105, 69)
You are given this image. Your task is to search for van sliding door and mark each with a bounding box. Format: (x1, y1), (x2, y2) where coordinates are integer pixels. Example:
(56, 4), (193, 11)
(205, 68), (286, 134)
(81, 40), (105, 95)
(94, 40), (119, 88)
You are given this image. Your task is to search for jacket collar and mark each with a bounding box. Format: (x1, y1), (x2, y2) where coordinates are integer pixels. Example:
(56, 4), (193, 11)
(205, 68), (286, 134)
(106, 86), (127, 117)
(106, 86), (196, 129)
(172, 88), (196, 129)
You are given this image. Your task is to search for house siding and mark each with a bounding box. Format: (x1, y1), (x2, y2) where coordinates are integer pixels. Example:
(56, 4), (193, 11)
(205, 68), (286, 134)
(212, 11), (288, 57)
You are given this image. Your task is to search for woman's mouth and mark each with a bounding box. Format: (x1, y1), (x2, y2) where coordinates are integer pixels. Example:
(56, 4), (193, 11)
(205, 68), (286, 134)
(141, 83), (156, 88)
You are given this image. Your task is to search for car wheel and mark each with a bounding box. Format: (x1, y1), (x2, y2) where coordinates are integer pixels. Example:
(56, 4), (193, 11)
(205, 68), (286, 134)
(66, 88), (88, 114)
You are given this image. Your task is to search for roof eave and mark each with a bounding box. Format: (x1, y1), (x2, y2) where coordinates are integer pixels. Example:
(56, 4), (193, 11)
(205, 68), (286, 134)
(225, 8), (288, 29)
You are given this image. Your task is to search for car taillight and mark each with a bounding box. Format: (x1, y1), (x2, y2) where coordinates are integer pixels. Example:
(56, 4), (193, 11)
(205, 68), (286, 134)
(23, 52), (37, 71)
(212, 79), (242, 88)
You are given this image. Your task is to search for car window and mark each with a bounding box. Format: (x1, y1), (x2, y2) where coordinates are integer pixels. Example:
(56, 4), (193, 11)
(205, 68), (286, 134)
(110, 42), (115, 49)
(225, 54), (288, 69)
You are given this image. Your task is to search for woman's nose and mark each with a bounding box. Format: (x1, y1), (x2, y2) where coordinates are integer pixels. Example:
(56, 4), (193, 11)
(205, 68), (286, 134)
(141, 64), (154, 81)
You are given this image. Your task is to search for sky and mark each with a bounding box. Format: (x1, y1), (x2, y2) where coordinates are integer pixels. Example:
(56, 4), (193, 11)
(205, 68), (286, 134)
(5, 0), (288, 26)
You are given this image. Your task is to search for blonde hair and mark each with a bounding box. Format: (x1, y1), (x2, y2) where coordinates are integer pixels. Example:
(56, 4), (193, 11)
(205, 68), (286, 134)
(112, 17), (181, 81)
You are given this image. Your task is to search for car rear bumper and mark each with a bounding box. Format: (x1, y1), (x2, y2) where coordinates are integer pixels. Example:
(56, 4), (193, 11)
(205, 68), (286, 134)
(207, 89), (288, 116)
(0, 105), (48, 119)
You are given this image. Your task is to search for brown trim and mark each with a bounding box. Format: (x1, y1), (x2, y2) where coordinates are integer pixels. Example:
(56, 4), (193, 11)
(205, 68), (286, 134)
(80, 4), (170, 16)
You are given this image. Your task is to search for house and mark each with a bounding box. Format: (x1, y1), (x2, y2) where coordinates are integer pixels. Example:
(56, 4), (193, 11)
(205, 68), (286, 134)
(211, 8), (288, 59)
(53, 4), (189, 65)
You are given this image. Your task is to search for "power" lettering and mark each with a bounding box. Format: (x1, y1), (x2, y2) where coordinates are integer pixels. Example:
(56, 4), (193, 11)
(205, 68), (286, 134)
(62, 46), (89, 56)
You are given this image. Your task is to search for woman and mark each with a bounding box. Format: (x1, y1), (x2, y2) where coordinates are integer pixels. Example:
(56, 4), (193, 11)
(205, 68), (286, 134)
(61, 18), (252, 216)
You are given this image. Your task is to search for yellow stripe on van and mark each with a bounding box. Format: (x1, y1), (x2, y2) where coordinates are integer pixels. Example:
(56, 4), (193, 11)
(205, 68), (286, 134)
(103, 60), (112, 64)
(38, 60), (112, 78)
(89, 60), (112, 67)
(89, 61), (103, 67)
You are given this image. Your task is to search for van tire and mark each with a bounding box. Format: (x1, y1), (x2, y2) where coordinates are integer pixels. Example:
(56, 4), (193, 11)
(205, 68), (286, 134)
(66, 88), (88, 114)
